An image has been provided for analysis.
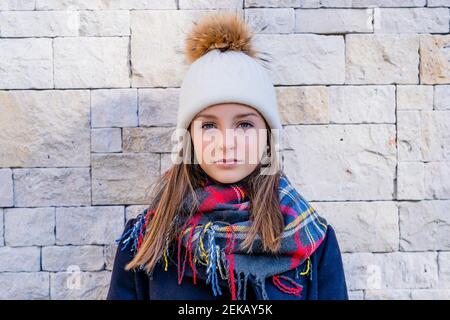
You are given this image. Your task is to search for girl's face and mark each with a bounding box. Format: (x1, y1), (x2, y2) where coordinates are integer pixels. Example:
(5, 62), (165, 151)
(190, 103), (268, 184)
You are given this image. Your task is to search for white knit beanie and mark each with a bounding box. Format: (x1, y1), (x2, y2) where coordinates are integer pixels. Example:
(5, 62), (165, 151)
(176, 12), (283, 149)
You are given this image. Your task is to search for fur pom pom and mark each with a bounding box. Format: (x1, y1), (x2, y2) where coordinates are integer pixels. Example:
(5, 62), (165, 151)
(184, 12), (258, 64)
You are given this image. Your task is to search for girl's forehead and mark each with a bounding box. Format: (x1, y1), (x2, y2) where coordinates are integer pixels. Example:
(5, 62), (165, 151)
(196, 103), (262, 118)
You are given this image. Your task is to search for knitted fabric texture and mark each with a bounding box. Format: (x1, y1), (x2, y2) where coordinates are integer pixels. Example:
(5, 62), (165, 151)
(116, 172), (328, 300)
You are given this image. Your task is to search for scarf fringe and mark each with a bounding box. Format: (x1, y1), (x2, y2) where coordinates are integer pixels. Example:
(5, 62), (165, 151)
(115, 211), (147, 254)
(175, 221), (313, 300)
(116, 210), (315, 300)
(116, 173), (321, 300)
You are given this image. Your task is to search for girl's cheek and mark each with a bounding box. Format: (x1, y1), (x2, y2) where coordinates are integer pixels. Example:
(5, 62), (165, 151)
(201, 137), (217, 164)
(234, 135), (260, 164)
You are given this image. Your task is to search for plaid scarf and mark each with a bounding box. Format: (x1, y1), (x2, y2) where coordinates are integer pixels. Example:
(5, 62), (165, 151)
(116, 172), (328, 300)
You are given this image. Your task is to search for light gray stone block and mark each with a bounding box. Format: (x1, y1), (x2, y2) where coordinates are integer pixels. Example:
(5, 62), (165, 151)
(4, 207), (55, 246)
(253, 34), (345, 84)
(79, 10), (130, 36)
(283, 124), (396, 200)
(397, 162), (425, 200)
(14, 168), (91, 207)
(397, 85), (433, 110)
(329, 85), (395, 123)
(428, 0), (450, 6)
(91, 128), (122, 153)
(42, 245), (105, 271)
(0, 0), (35, 10)
(421, 111), (450, 161)
(245, 8), (294, 34)
(346, 34), (419, 84)
(424, 162), (450, 199)
(54, 37), (130, 88)
(397, 111), (422, 161)
(277, 86), (329, 124)
(245, 0), (301, 7)
(295, 9), (373, 33)
(0, 39), (53, 89)
(410, 289), (450, 299)
(0, 209), (3, 246)
(439, 252), (450, 289)
(50, 270), (111, 299)
(122, 127), (175, 153)
(343, 252), (438, 290)
(0, 11), (79, 37)
(313, 201), (399, 252)
(0, 272), (49, 300)
(91, 153), (160, 205)
(351, 0), (426, 7)
(0, 246), (41, 272)
(138, 88), (179, 127)
(399, 200), (450, 250)
(179, 0), (243, 9)
(36, 0), (177, 10)
(0, 169), (13, 207)
(374, 8), (449, 34)
(91, 89), (138, 128)
(365, 289), (412, 299)
(434, 85), (450, 110)
(56, 206), (124, 245)
(0, 90), (90, 168)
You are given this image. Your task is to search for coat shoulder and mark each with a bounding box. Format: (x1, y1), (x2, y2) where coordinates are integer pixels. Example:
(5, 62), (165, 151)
(317, 224), (338, 254)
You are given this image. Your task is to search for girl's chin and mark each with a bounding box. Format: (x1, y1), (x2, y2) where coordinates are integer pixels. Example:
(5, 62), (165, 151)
(205, 171), (248, 185)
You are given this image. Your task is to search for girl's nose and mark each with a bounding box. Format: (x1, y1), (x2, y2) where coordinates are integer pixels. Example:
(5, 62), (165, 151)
(217, 128), (236, 150)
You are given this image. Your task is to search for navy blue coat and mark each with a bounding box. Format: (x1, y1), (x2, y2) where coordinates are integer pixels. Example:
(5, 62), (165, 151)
(106, 218), (349, 300)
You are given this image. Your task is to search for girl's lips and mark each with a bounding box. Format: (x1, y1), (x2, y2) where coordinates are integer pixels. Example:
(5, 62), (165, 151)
(214, 160), (242, 167)
(216, 159), (238, 163)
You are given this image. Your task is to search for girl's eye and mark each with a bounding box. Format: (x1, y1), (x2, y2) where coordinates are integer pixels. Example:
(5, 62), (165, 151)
(201, 123), (215, 130)
(238, 122), (254, 129)
(201, 122), (254, 130)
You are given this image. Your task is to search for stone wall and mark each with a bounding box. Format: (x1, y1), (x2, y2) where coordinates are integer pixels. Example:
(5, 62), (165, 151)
(0, 0), (449, 299)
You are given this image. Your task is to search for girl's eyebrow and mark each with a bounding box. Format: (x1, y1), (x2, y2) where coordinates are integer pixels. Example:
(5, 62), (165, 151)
(196, 112), (259, 120)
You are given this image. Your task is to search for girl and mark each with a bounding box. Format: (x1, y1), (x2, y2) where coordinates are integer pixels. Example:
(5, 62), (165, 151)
(107, 12), (348, 300)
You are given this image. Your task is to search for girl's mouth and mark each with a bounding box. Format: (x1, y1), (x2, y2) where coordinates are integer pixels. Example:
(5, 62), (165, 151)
(214, 159), (242, 167)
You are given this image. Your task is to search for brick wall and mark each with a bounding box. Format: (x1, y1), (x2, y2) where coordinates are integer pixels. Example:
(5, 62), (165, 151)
(0, 0), (449, 299)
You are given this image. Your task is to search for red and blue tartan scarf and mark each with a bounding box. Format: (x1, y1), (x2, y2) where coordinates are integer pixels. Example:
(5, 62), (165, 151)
(116, 172), (328, 300)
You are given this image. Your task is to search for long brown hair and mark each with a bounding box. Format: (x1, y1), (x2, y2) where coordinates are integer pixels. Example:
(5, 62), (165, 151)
(124, 127), (284, 274)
